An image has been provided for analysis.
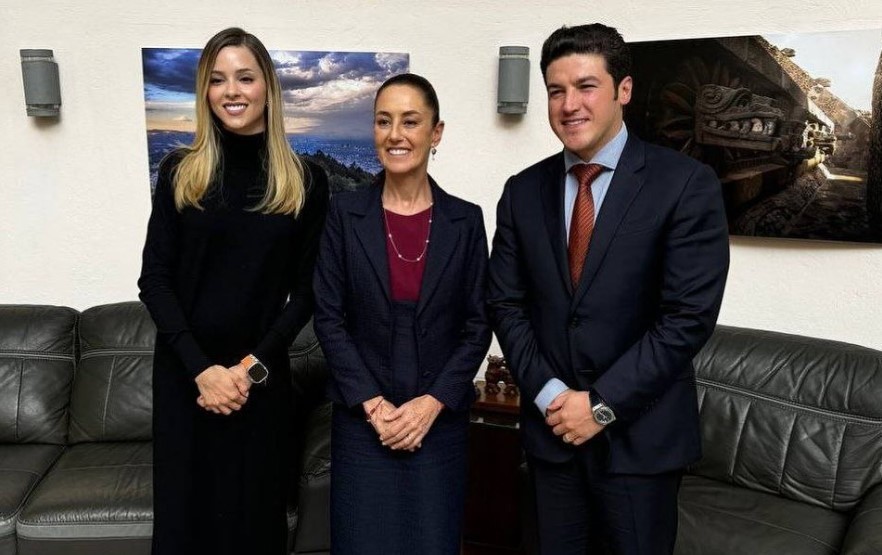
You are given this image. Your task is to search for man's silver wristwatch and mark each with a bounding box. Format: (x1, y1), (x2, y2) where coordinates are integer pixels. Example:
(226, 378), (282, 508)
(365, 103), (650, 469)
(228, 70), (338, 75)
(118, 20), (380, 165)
(589, 389), (616, 426)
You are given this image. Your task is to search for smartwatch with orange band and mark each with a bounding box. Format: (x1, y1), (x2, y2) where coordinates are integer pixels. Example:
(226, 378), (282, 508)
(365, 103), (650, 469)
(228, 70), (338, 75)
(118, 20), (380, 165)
(240, 354), (269, 385)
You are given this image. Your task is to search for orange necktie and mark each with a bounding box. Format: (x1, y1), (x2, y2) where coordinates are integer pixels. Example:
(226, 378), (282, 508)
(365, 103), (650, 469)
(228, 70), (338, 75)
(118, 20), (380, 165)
(568, 163), (604, 287)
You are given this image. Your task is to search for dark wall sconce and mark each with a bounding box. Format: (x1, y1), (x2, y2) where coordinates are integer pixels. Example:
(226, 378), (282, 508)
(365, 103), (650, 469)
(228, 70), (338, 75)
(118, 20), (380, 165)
(497, 46), (529, 115)
(20, 49), (61, 117)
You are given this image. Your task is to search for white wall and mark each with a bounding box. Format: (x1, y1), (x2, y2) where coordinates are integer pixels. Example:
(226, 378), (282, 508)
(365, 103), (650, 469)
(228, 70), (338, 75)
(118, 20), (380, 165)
(3, 0), (882, 350)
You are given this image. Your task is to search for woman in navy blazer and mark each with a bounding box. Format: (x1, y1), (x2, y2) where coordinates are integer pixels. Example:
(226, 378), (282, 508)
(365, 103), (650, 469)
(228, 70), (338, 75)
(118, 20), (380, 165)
(313, 73), (491, 555)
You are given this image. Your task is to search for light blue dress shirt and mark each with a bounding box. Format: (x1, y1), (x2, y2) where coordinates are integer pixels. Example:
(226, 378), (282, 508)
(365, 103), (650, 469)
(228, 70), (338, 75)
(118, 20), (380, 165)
(534, 123), (629, 415)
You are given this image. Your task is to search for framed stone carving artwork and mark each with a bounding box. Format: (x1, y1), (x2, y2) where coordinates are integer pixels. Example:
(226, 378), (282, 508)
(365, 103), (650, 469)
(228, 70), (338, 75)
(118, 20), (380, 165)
(142, 47), (409, 194)
(625, 29), (882, 242)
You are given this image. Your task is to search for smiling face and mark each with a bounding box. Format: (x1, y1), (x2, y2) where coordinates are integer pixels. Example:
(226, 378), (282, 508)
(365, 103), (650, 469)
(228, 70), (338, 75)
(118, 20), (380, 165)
(546, 53), (632, 160)
(207, 45), (267, 135)
(373, 84), (444, 178)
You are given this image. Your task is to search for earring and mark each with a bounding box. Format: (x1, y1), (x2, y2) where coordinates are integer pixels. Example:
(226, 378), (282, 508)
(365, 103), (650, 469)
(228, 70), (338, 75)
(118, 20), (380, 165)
(431, 147), (437, 161)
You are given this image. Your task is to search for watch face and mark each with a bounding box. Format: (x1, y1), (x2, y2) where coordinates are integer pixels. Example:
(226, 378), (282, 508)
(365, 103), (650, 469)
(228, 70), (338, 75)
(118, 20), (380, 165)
(248, 362), (269, 384)
(595, 406), (616, 426)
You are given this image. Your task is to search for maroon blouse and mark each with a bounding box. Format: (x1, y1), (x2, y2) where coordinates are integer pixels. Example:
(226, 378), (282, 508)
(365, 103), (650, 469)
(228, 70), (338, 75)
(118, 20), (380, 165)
(384, 206), (432, 301)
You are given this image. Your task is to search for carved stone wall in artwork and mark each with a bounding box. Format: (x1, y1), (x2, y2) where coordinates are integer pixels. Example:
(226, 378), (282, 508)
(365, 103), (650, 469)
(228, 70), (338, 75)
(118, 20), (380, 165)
(627, 37), (817, 182)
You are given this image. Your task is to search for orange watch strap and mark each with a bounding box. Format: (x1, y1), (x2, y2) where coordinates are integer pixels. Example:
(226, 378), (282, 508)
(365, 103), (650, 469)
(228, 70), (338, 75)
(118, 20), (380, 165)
(240, 354), (258, 368)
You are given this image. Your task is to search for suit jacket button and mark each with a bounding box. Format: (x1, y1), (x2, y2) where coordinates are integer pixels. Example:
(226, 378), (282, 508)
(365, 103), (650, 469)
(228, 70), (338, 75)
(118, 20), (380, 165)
(570, 317), (579, 328)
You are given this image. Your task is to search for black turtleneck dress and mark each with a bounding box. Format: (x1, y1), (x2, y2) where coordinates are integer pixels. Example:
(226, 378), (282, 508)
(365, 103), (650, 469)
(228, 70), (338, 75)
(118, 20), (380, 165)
(138, 128), (328, 555)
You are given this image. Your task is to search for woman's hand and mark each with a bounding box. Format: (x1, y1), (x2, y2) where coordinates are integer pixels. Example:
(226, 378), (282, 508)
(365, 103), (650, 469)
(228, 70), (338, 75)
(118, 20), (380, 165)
(227, 363), (252, 395)
(364, 396), (398, 441)
(381, 395), (444, 451)
(195, 364), (250, 415)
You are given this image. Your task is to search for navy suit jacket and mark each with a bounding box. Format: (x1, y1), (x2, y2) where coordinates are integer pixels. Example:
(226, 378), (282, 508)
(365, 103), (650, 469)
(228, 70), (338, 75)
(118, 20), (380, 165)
(488, 134), (730, 473)
(313, 178), (491, 413)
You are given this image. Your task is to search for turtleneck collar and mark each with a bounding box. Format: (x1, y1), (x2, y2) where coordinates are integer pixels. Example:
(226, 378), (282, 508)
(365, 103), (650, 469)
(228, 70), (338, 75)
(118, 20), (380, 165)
(218, 125), (267, 165)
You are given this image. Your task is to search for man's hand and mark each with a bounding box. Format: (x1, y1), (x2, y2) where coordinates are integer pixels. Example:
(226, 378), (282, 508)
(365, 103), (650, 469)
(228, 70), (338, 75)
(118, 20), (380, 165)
(195, 364), (250, 415)
(381, 395), (444, 451)
(545, 389), (603, 446)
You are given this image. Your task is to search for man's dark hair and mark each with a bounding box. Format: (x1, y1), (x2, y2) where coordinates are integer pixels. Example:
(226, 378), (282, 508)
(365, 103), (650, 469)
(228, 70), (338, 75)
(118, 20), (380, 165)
(375, 73), (441, 125)
(540, 23), (632, 89)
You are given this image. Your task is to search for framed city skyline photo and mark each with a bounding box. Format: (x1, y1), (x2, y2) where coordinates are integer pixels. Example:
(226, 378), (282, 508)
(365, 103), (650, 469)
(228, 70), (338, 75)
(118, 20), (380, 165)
(625, 28), (882, 243)
(142, 47), (409, 193)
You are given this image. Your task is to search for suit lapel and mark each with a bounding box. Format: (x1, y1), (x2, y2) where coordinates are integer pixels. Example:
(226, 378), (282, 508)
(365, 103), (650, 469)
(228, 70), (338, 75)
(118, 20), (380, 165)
(540, 153), (573, 294)
(573, 136), (647, 305)
(417, 180), (460, 316)
(353, 184), (391, 303)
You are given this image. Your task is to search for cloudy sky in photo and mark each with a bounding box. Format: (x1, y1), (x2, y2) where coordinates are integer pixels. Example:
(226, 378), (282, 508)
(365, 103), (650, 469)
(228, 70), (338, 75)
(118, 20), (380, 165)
(143, 48), (409, 137)
(764, 28), (881, 110)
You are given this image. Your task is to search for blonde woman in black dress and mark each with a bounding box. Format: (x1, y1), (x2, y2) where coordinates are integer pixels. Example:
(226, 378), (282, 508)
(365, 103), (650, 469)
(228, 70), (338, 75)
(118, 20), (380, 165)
(139, 27), (327, 555)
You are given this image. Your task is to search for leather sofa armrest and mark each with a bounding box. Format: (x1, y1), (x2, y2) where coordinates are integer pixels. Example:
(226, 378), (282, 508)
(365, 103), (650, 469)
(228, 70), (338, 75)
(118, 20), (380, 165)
(842, 483), (882, 555)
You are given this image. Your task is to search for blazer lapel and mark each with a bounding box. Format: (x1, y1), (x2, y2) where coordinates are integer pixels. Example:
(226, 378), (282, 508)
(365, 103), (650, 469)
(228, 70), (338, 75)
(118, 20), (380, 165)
(353, 184), (391, 303)
(417, 180), (460, 316)
(540, 153), (573, 294)
(573, 136), (647, 305)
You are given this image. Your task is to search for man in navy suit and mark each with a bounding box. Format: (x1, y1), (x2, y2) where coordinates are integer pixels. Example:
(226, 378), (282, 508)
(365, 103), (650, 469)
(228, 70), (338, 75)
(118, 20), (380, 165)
(488, 23), (730, 554)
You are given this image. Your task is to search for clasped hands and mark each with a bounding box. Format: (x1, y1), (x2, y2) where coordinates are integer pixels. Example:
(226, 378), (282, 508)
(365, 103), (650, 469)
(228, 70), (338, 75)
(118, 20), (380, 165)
(195, 364), (251, 415)
(364, 394), (443, 452)
(546, 388), (604, 446)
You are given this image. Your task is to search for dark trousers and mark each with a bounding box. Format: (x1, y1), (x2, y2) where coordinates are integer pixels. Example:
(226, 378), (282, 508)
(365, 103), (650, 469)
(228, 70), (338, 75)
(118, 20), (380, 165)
(528, 436), (682, 555)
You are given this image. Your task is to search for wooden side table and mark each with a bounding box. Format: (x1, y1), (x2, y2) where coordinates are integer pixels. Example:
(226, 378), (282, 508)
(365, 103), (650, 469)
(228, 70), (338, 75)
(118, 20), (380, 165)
(463, 380), (525, 554)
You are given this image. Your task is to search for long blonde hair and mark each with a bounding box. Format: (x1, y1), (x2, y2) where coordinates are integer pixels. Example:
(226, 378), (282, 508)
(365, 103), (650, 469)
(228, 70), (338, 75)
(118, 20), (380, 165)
(172, 27), (305, 215)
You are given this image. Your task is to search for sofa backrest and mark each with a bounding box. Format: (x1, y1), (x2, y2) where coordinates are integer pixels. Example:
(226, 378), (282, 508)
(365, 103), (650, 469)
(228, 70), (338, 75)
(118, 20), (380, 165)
(66, 302), (328, 444)
(693, 325), (882, 512)
(68, 302), (155, 443)
(0, 305), (78, 445)
(1, 300), (330, 446)
(288, 320), (328, 413)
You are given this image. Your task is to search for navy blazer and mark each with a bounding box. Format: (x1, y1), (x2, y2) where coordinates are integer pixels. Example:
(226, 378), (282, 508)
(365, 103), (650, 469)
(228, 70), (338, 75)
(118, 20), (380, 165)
(313, 178), (491, 413)
(488, 134), (730, 473)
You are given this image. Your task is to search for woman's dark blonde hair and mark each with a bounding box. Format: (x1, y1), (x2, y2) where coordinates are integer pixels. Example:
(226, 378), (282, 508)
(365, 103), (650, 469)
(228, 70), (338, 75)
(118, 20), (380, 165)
(173, 27), (305, 215)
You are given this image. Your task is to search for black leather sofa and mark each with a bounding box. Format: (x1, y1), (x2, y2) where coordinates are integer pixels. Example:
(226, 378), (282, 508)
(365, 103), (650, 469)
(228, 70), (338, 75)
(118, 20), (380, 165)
(0, 302), (331, 555)
(516, 325), (882, 555)
(4, 303), (882, 555)
(676, 325), (882, 555)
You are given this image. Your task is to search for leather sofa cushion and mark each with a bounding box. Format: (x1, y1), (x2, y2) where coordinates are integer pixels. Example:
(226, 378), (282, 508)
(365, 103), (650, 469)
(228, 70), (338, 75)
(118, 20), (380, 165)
(69, 303), (154, 443)
(840, 483), (882, 554)
(693, 326), (882, 512)
(676, 475), (849, 554)
(0, 445), (63, 538)
(287, 502), (298, 541)
(0, 306), (77, 445)
(289, 320), (328, 412)
(299, 402), (331, 477)
(16, 536), (150, 555)
(293, 402), (331, 554)
(287, 322), (330, 554)
(17, 442), (152, 541)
